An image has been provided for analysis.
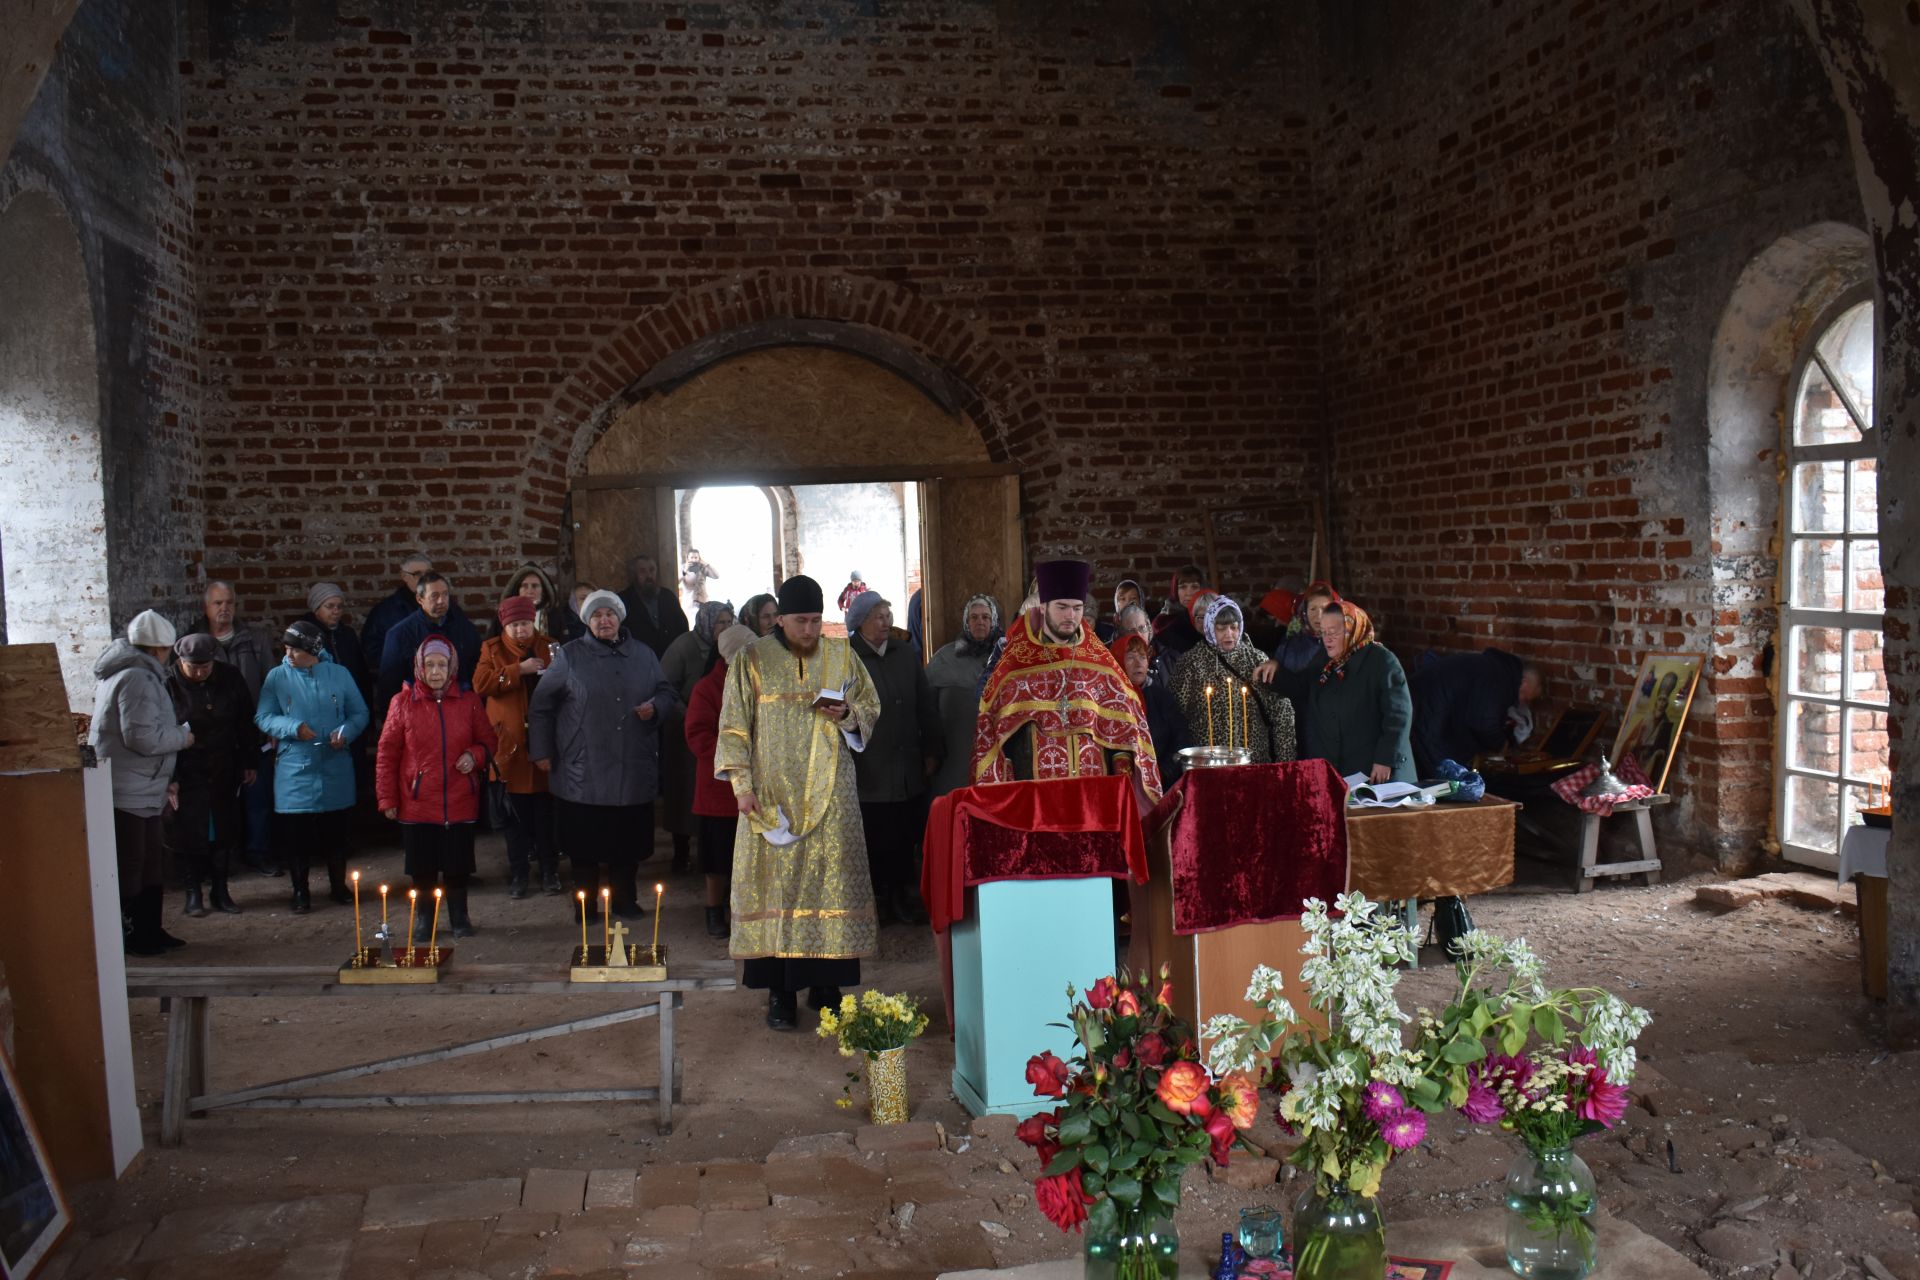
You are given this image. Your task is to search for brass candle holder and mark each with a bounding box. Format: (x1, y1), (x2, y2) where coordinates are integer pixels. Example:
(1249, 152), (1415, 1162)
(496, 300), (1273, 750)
(339, 879), (451, 983)
(569, 919), (667, 982)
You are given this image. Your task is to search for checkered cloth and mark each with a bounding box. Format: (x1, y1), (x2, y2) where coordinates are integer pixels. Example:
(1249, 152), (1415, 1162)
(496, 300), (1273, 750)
(1551, 755), (1656, 815)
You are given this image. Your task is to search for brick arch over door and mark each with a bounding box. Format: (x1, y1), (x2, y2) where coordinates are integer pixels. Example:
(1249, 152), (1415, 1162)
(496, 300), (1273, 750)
(525, 271), (1054, 556)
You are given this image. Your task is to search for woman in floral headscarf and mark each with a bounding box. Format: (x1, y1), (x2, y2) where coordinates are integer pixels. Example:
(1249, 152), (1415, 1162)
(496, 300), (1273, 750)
(658, 600), (736, 872)
(1170, 596), (1296, 764)
(1304, 599), (1415, 784)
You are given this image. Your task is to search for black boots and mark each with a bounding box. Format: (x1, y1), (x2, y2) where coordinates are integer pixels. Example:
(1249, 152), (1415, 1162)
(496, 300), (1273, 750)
(290, 862), (312, 914)
(766, 989), (798, 1031)
(209, 874), (243, 914)
(541, 863), (565, 895)
(704, 906), (728, 938)
(448, 884), (476, 938)
(126, 886), (186, 955)
(327, 855), (351, 904)
(805, 986), (842, 1012)
(508, 872), (529, 900)
(184, 885), (207, 918)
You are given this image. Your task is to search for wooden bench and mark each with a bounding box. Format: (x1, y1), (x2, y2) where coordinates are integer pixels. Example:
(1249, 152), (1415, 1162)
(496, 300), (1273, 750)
(127, 962), (737, 1145)
(1574, 793), (1669, 891)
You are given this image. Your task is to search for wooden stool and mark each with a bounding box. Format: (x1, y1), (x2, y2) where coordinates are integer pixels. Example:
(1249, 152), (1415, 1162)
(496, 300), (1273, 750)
(1574, 794), (1669, 892)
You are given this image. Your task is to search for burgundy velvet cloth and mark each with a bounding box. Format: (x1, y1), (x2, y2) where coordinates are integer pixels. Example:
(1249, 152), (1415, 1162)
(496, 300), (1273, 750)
(1144, 760), (1349, 935)
(921, 775), (1147, 935)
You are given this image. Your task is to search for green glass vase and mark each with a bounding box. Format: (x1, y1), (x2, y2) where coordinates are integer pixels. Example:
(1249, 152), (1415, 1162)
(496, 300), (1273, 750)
(1290, 1184), (1386, 1280)
(1082, 1202), (1179, 1280)
(1503, 1142), (1598, 1279)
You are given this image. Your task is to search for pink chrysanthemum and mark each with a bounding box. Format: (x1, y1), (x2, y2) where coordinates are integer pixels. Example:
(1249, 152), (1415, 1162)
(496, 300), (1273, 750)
(1362, 1080), (1406, 1124)
(1566, 1046), (1630, 1127)
(1379, 1107), (1427, 1151)
(1460, 1076), (1505, 1124)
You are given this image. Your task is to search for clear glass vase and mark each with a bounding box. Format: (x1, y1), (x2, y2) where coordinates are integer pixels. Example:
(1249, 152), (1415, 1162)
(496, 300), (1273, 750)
(865, 1046), (909, 1125)
(1289, 1184), (1386, 1280)
(1503, 1143), (1598, 1279)
(1082, 1203), (1180, 1280)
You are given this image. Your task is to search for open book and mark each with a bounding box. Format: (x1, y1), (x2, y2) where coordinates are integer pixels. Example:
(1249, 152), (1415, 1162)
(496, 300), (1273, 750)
(1342, 775), (1460, 809)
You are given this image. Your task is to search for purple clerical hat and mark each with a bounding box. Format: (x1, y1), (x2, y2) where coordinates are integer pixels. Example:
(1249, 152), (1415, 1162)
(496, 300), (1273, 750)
(1034, 559), (1092, 604)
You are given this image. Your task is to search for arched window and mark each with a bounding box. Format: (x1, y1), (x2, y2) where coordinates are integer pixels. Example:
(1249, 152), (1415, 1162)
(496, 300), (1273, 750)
(1777, 297), (1883, 867)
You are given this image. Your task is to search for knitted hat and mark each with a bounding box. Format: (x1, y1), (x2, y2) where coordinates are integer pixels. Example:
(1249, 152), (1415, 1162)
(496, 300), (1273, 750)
(175, 632), (219, 663)
(777, 575), (825, 615)
(127, 610), (178, 649)
(716, 622), (757, 664)
(845, 590), (886, 633)
(307, 581), (346, 614)
(282, 619), (326, 655)
(579, 589), (626, 624)
(498, 595), (537, 626)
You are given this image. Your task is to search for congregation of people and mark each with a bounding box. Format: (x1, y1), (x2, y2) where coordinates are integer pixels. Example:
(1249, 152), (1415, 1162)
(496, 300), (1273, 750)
(88, 548), (1538, 1033)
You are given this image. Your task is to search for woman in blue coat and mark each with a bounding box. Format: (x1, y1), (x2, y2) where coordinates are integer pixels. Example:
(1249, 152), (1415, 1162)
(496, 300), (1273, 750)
(256, 620), (370, 913)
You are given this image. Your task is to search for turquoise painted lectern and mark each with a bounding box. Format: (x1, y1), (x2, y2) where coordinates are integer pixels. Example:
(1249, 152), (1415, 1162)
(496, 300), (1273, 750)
(921, 776), (1147, 1120)
(950, 876), (1117, 1118)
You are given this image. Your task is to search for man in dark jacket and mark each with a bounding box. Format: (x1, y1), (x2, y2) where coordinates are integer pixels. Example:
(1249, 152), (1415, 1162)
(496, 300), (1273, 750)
(846, 592), (941, 925)
(378, 572), (483, 709)
(1409, 648), (1541, 777)
(361, 551), (434, 679)
(188, 579), (278, 873)
(617, 553), (688, 658)
(167, 633), (260, 916)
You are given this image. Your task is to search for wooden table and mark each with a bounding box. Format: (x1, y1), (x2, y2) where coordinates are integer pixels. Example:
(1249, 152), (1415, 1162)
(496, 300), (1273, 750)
(127, 962), (738, 1145)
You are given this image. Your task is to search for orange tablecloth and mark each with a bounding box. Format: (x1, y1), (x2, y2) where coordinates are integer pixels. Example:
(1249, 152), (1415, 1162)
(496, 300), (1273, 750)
(1346, 796), (1518, 900)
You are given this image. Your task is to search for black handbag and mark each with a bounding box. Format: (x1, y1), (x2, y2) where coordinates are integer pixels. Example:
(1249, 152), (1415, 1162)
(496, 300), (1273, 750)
(1427, 895), (1476, 958)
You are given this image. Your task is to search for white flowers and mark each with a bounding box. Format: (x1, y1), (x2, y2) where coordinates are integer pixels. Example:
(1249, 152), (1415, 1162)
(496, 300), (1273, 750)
(1583, 993), (1653, 1079)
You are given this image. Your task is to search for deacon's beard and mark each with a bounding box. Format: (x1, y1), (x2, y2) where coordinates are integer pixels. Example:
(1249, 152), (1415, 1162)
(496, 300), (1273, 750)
(1041, 623), (1082, 646)
(784, 633), (821, 657)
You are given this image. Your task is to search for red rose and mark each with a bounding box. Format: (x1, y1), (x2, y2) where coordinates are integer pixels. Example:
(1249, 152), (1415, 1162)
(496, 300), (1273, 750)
(1156, 1060), (1209, 1115)
(1189, 1091), (1214, 1120)
(1205, 1109), (1237, 1164)
(1015, 1110), (1061, 1167)
(1113, 1047), (1132, 1070)
(1136, 1032), (1169, 1066)
(1086, 976), (1118, 1010)
(1116, 990), (1142, 1017)
(1035, 1167), (1095, 1233)
(1026, 1052), (1071, 1099)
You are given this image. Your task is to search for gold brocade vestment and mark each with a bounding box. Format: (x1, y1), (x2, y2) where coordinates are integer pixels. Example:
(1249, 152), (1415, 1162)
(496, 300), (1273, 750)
(715, 633), (882, 960)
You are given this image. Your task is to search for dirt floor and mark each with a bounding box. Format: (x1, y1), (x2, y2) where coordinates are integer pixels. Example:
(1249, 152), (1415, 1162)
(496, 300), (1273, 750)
(71, 826), (1920, 1279)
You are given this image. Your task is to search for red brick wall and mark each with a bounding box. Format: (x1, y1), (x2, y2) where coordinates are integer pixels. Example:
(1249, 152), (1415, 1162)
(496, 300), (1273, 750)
(1315, 0), (1861, 864)
(184, 3), (1323, 631)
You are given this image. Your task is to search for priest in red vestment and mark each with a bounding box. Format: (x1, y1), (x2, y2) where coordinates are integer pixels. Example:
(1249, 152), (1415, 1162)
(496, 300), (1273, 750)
(973, 559), (1163, 804)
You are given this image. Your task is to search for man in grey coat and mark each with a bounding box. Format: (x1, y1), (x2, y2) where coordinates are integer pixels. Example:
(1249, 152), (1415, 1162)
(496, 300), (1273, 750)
(91, 610), (196, 956)
(846, 592), (941, 926)
(528, 590), (682, 919)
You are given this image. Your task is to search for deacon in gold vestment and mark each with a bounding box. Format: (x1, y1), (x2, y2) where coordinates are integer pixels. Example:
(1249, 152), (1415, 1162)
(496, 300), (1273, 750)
(715, 574), (884, 1030)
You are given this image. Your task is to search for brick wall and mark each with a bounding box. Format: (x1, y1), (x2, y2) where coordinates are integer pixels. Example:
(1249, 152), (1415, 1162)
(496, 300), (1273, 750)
(184, 1), (1323, 632)
(1316, 0), (1862, 865)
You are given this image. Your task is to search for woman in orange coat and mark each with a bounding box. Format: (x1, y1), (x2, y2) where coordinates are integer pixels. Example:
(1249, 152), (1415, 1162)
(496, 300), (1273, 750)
(472, 596), (559, 898)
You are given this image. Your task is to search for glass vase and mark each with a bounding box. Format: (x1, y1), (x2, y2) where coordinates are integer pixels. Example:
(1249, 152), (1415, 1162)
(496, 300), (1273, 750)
(1082, 1203), (1180, 1280)
(1503, 1143), (1598, 1279)
(1289, 1184), (1386, 1280)
(866, 1046), (909, 1125)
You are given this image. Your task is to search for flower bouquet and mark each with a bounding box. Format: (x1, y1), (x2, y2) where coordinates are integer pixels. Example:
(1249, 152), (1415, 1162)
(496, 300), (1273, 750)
(1424, 930), (1651, 1278)
(1015, 968), (1260, 1280)
(817, 989), (930, 1124)
(1203, 894), (1443, 1280)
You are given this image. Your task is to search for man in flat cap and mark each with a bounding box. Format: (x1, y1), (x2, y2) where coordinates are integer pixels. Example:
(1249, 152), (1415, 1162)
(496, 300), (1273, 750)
(715, 574), (883, 1031)
(973, 559), (1162, 802)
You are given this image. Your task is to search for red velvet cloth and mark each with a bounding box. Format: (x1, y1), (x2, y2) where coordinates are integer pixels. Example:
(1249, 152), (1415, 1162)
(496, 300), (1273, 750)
(1144, 760), (1349, 935)
(921, 775), (1148, 934)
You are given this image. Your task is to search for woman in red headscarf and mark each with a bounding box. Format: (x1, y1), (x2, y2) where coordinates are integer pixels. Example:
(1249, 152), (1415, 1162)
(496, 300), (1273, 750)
(1303, 600), (1414, 785)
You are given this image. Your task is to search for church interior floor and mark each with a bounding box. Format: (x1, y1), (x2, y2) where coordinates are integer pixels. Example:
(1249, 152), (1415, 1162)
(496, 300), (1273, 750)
(40, 828), (1920, 1279)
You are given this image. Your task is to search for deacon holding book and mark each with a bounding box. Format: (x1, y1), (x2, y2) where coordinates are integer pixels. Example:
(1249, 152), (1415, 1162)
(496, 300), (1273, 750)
(974, 558), (1163, 804)
(715, 574), (884, 1031)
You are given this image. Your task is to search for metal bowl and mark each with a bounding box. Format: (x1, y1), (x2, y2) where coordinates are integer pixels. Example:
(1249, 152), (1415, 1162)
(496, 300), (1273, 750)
(1177, 745), (1253, 769)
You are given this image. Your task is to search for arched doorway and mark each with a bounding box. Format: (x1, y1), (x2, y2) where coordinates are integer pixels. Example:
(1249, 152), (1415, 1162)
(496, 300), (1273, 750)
(0, 189), (109, 711)
(676, 485), (783, 615)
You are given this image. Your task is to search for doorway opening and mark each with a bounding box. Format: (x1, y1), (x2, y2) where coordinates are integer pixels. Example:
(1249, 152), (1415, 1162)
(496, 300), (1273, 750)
(0, 189), (110, 710)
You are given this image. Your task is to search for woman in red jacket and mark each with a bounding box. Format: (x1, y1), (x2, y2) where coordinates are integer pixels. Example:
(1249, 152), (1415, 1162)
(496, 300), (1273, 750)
(377, 636), (497, 938)
(683, 623), (758, 938)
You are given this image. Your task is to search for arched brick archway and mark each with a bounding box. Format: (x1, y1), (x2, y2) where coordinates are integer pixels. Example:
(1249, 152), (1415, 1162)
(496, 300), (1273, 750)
(523, 271), (1053, 557)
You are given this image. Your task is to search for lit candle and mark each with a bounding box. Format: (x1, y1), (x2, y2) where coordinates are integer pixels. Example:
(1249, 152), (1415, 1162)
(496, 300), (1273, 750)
(601, 887), (611, 958)
(1204, 685), (1215, 748)
(406, 889), (418, 964)
(577, 890), (588, 962)
(351, 871), (363, 962)
(650, 882), (664, 961)
(428, 887), (443, 958)
(380, 883), (389, 939)
(1241, 684), (1251, 753)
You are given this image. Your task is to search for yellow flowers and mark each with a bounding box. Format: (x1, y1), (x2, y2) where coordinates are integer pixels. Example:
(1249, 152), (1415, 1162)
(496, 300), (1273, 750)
(817, 989), (931, 1056)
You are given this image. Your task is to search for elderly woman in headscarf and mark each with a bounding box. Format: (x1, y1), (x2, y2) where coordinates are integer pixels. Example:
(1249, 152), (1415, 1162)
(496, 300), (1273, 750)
(657, 599), (736, 874)
(1170, 595), (1297, 764)
(1305, 599), (1415, 784)
(739, 592), (779, 638)
(927, 592), (1002, 797)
